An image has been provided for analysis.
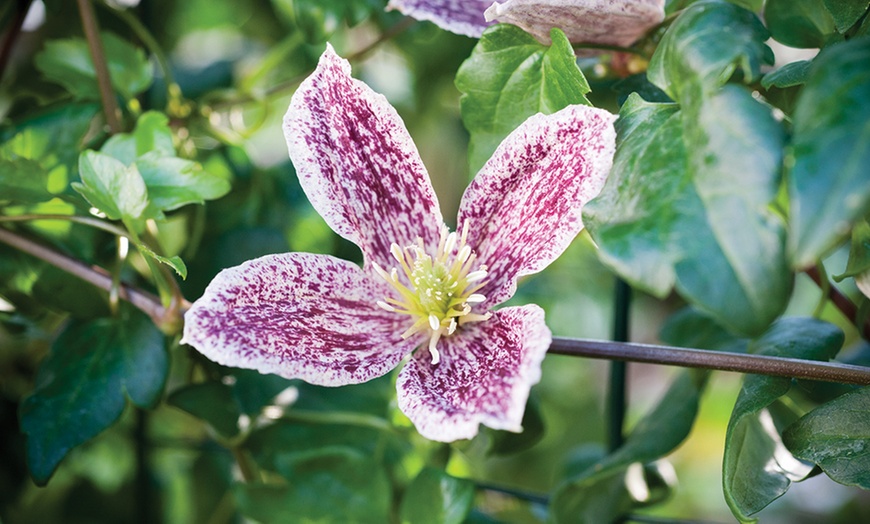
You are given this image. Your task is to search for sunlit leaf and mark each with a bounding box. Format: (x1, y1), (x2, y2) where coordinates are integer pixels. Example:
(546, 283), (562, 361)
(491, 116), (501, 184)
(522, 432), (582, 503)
(72, 150), (150, 223)
(0, 158), (54, 204)
(723, 317), (844, 522)
(456, 25), (590, 173)
(788, 37), (870, 267)
(20, 308), (167, 485)
(136, 153), (231, 213)
(784, 386), (870, 489)
(101, 111), (176, 165)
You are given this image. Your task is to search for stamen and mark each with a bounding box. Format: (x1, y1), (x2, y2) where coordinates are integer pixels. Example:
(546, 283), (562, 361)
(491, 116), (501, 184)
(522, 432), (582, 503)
(376, 300), (396, 312)
(466, 270), (487, 283)
(390, 243), (404, 264)
(466, 294), (486, 304)
(457, 245), (471, 264)
(428, 314), (440, 331)
(428, 332), (442, 365)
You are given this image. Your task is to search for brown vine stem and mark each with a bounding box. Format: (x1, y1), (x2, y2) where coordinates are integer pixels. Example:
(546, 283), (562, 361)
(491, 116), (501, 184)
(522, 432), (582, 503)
(549, 337), (870, 386)
(806, 265), (870, 341)
(0, 227), (176, 330)
(76, 0), (122, 133)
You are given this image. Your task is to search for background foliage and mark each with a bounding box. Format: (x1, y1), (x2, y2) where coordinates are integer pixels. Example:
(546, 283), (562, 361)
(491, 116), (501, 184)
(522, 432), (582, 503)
(1, 0), (869, 522)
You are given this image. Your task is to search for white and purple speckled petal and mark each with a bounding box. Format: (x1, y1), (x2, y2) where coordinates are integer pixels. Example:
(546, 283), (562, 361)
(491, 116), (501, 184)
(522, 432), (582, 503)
(284, 45), (443, 272)
(458, 105), (616, 306)
(387, 0), (493, 38)
(485, 0), (665, 46)
(396, 305), (550, 442)
(182, 253), (418, 386)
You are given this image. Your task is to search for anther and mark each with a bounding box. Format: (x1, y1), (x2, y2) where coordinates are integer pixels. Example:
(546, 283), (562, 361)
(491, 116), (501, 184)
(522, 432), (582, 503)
(377, 301), (396, 312)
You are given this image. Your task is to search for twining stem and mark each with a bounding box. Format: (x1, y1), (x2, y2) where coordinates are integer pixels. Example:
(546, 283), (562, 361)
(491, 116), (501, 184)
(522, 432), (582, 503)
(806, 265), (870, 341)
(76, 0), (122, 133)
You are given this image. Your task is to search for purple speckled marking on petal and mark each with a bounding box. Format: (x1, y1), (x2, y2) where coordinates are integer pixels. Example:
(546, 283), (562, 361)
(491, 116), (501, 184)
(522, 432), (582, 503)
(458, 105), (616, 306)
(485, 0), (665, 46)
(182, 253), (419, 386)
(396, 305), (551, 442)
(283, 45), (443, 272)
(387, 0), (494, 38)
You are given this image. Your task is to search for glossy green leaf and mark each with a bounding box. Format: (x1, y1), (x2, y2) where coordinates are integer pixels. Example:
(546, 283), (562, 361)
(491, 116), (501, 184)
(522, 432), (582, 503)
(0, 158), (53, 204)
(101, 111), (176, 166)
(761, 60), (812, 89)
(788, 37), (870, 267)
(723, 317), (844, 522)
(236, 447), (391, 523)
(135, 242), (188, 279)
(34, 32), (153, 100)
(456, 25), (591, 174)
(73, 150), (150, 223)
(400, 467), (474, 524)
(834, 218), (870, 280)
(584, 93), (790, 336)
(648, 0), (772, 101)
(551, 370), (706, 523)
(20, 308), (168, 485)
(783, 386), (870, 489)
(824, 0), (870, 32)
(765, 0), (838, 48)
(136, 153), (231, 213)
(168, 382), (242, 439)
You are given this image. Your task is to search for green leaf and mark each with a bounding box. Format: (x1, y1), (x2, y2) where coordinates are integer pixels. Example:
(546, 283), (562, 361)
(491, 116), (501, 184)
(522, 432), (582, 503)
(551, 370), (706, 523)
(823, 0), (870, 33)
(648, 0), (772, 101)
(236, 447), (392, 523)
(136, 153), (231, 212)
(135, 243), (188, 279)
(764, 0), (838, 48)
(20, 308), (168, 485)
(487, 391), (544, 455)
(400, 467), (474, 524)
(761, 60), (812, 89)
(271, 0), (376, 42)
(73, 150), (150, 223)
(659, 307), (747, 352)
(783, 386), (870, 489)
(34, 32), (153, 100)
(788, 37), (870, 267)
(101, 111), (176, 166)
(723, 317), (844, 522)
(168, 382), (242, 439)
(0, 158), (54, 204)
(584, 93), (791, 336)
(834, 218), (870, 280)
(456, 25), (591, 174)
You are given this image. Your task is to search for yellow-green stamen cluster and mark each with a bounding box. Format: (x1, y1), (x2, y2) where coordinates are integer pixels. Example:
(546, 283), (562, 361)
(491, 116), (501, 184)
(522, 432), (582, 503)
(373, 223), (491, 365)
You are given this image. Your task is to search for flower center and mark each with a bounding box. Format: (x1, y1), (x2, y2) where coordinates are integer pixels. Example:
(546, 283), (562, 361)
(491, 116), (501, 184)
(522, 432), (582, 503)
(372, 222), (492, 365)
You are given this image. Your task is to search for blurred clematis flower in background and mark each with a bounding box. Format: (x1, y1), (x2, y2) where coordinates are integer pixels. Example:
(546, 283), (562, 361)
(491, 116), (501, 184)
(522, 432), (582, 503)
(387, 0), (665, 45)
(182, 45), (616, 442)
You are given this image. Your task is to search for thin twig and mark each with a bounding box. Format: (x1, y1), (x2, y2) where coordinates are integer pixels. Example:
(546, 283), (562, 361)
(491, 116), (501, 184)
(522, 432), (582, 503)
(549, 337), (870, 386)
(76, 0), (122, 133)
(806, 265), (870, 341)
(0, 226), (169, 327)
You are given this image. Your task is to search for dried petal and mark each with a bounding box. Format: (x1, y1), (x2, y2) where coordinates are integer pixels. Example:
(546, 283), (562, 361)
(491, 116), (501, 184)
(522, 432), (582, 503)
(396, 305), (551, 442)
(284, 45), (443, 273)
(485, 0), (666, 46)
(458, 104), (616, 306)
(182, 253), (418, 386)
(387, 0), (493, 38)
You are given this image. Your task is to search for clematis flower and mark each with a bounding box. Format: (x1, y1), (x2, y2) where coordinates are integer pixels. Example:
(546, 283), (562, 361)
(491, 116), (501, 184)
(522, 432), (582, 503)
(387, 0), (665, 46)
(182, 45), (616, 442)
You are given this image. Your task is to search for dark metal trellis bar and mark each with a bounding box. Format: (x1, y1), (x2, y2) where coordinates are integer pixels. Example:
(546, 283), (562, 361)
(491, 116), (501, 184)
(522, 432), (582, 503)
(549, 337), (870, 386)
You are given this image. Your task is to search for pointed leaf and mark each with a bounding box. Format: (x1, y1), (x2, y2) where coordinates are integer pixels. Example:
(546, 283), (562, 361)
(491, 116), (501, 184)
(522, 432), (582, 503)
(764, 0), (838, 48)
(73, 150), (150, 222)
(101, 111), (176, 165)
(400, 467), (475, 524)
(834, 218), (870, 280)
(783, 386), (870, 489)
(788, 37), (870, 267)
(761, 60), (812, 89)
(455, 24), (591, 173)
(20, 308), (168, 485)
(136, 153), (230, 212)
(723, 318), (844, 522)
(647, 0), (772, 101)
(584, 93), (791, 336)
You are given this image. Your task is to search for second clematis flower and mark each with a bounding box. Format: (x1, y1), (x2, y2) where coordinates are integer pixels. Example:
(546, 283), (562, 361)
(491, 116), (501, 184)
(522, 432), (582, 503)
(182, 45), (616, 442)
